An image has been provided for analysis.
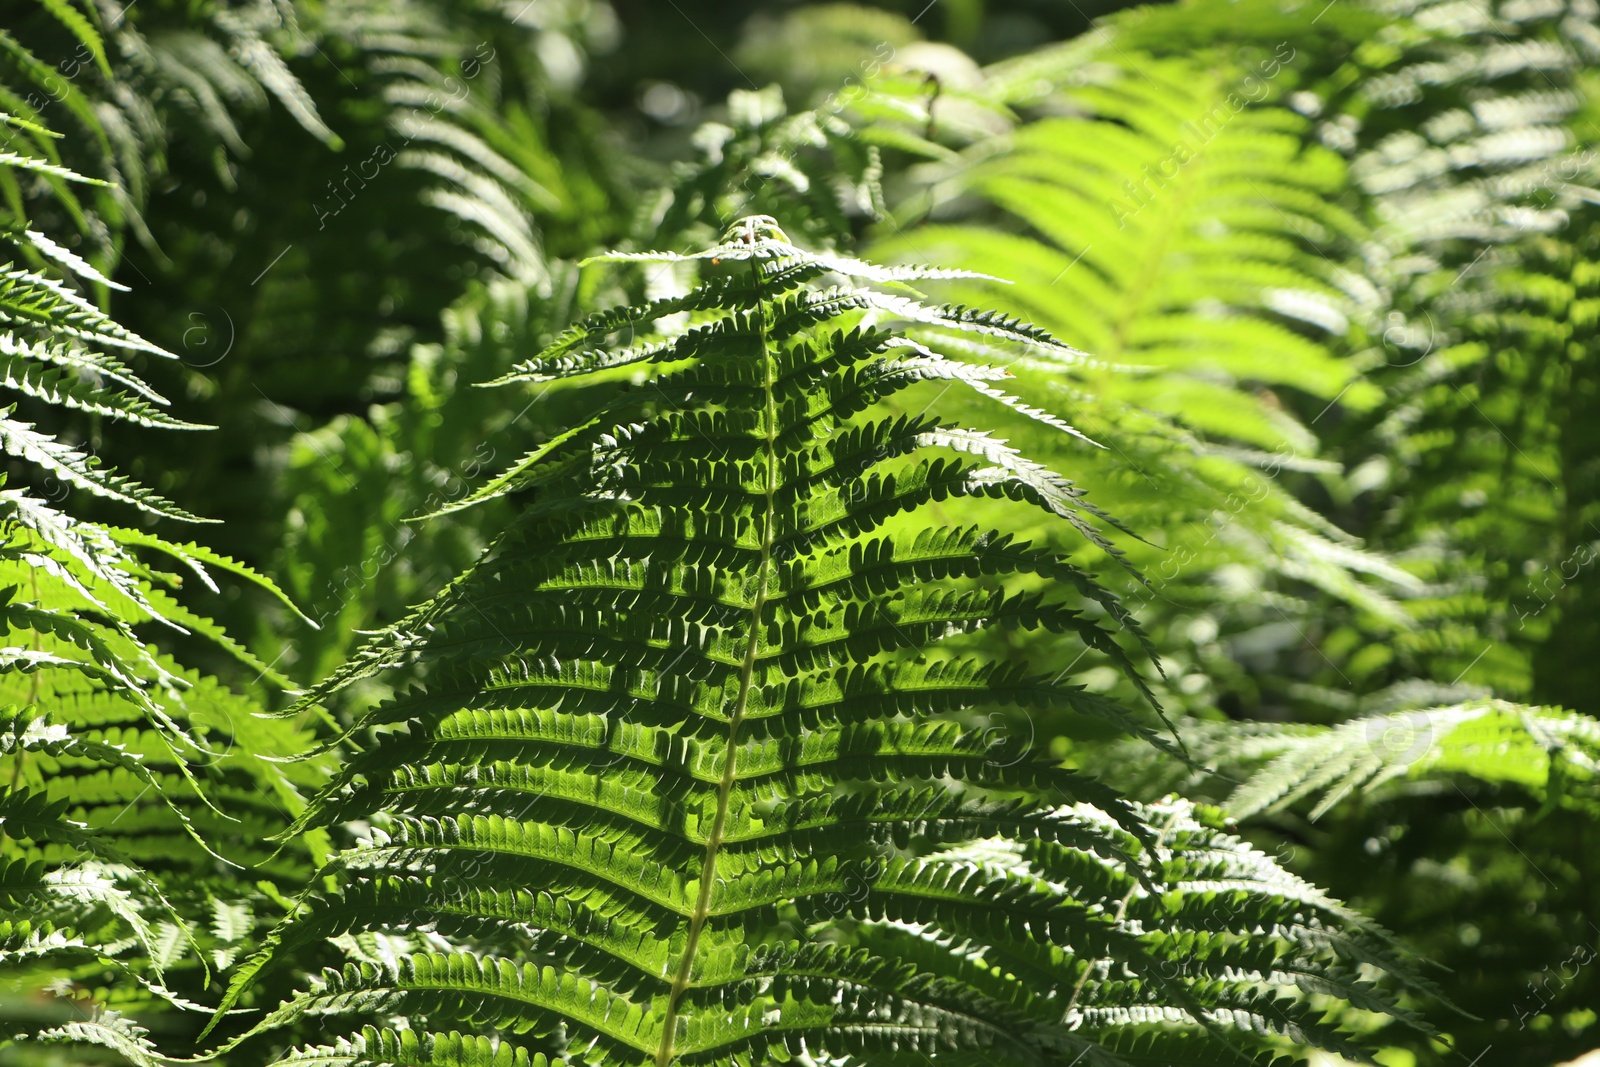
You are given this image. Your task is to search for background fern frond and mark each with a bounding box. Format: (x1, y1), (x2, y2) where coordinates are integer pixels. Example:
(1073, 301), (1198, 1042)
(0, 95), (331, 1063)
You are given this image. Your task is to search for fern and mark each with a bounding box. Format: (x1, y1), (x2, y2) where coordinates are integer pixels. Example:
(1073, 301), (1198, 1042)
(213, 218), (1427, 1067)
(0, 82), (325, 1062)
(1117, 698), (1600, 819)
(648, 84), (897, 252)
(327, 0), (618, 280)
(1, 0), (347, 281)
(1275, 0), (1600, 703)
(853, 0), (1600, 721)
(858, 41), (1425, 731)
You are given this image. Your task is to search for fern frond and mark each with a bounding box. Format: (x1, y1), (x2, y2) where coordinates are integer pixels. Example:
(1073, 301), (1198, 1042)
(28, 1010), (172, 1067)
(1221, 699), (1600, 819)
(864, 42), (1430, 726)
(219, 223), (1422, 1066)
(0, 113), (325, 1062)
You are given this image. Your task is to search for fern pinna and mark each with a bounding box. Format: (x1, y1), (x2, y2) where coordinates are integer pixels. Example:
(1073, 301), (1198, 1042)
(223, 217), (1426, 1066)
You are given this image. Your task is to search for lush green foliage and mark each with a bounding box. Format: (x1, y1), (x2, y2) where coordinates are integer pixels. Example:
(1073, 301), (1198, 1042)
(1, 1), (1597, 1065)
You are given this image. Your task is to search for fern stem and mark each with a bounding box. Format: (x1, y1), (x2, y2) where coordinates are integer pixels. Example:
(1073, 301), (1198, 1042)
(655, 261), (781, 1067)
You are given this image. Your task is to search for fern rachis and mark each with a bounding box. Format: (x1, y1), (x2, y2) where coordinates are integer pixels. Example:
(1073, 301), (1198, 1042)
(652, 241), (783, 1067)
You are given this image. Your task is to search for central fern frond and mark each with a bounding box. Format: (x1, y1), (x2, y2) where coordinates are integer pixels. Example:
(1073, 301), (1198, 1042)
(223, 217), (1424, 1066)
